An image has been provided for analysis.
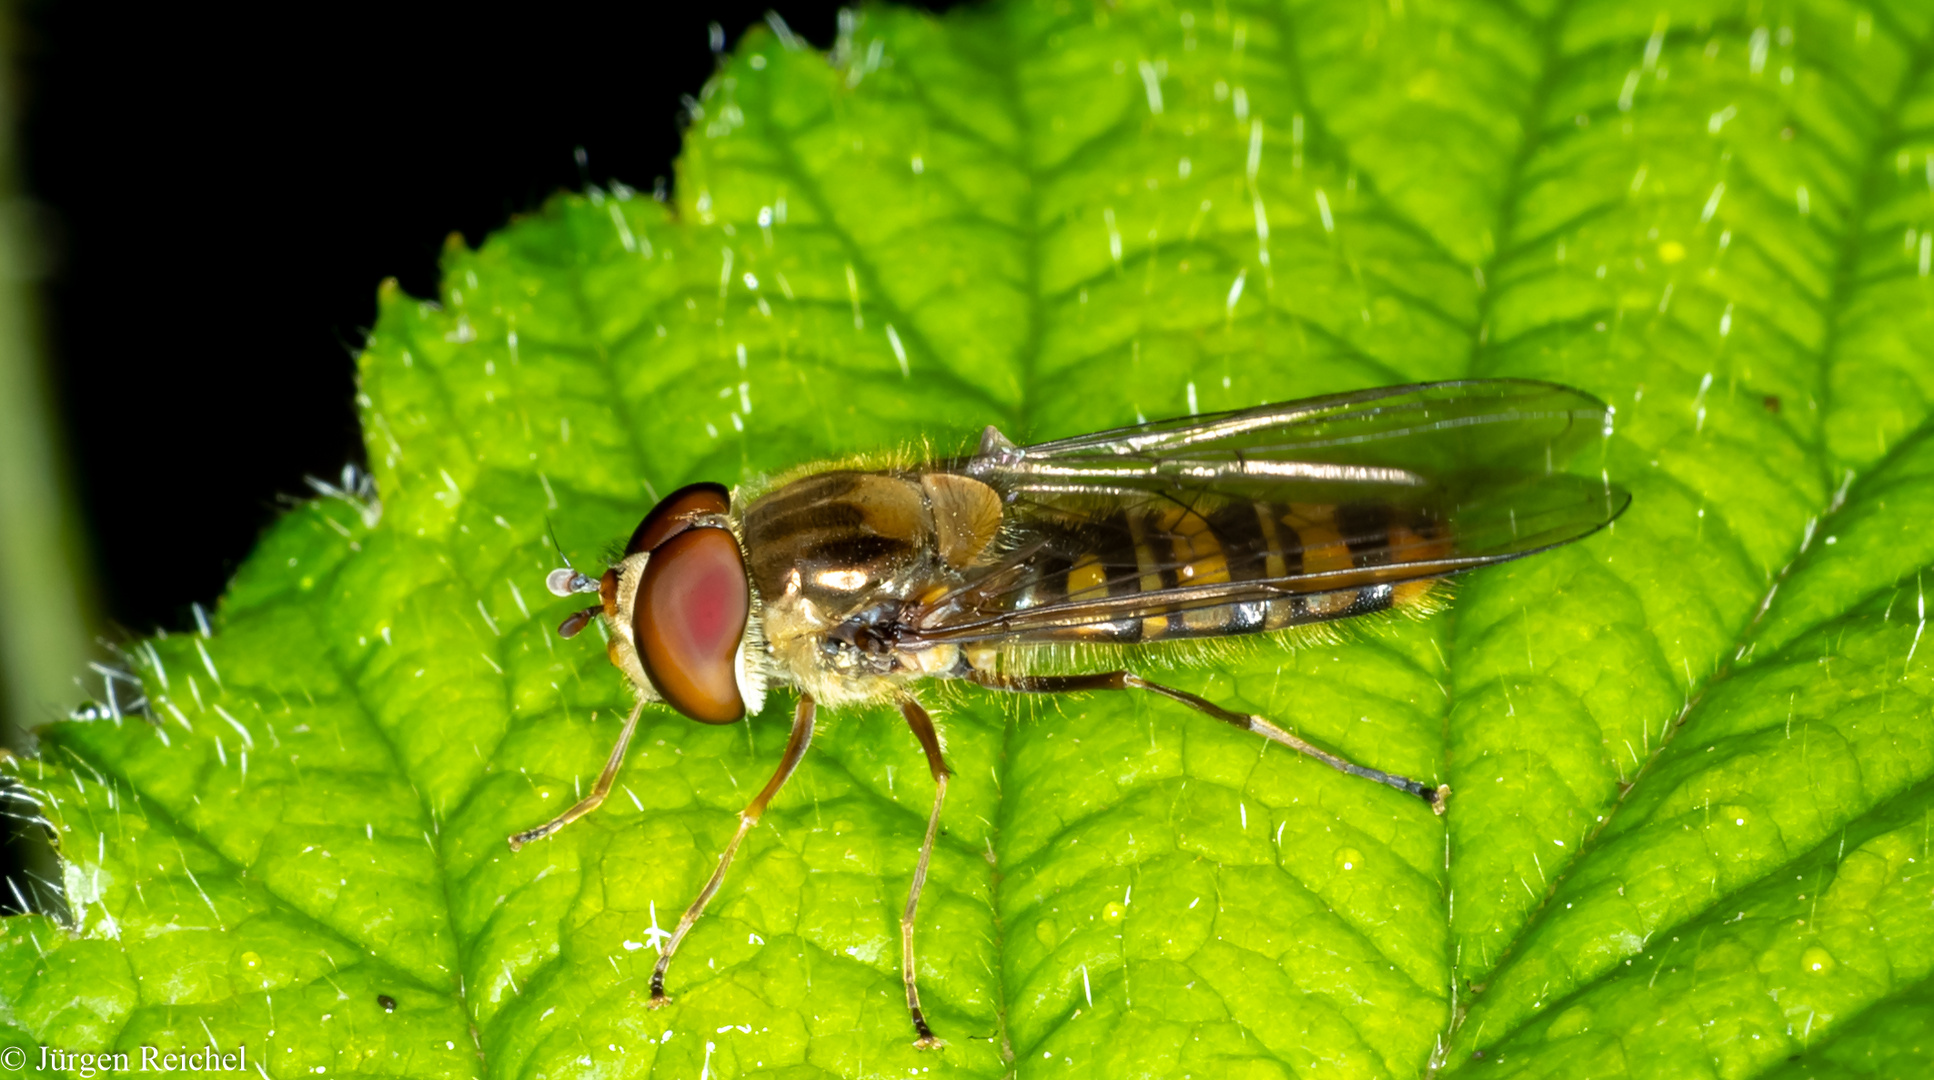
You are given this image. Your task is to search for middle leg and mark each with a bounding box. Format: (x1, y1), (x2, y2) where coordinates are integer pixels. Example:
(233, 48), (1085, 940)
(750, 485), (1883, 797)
(896, 695), (952, 1049)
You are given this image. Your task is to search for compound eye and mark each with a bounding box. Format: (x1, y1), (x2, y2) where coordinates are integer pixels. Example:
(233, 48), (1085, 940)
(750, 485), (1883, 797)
(634, 526), (749, 724)
(627, 482), (731, 556)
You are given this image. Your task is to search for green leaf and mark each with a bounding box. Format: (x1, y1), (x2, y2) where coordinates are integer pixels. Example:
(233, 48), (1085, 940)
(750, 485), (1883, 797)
(6, 1), (1934, 1077)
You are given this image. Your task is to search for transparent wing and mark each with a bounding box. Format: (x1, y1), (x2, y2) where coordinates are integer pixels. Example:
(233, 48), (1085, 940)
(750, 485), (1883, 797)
(962, 378), (1612, 502)
(903, 380), (1628, 644)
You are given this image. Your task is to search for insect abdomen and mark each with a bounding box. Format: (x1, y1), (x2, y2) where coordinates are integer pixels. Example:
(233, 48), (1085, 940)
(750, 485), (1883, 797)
(1016, 500), (1453, 643)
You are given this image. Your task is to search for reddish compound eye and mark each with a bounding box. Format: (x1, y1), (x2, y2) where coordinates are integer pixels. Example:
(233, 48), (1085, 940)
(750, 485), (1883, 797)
(627, 482), (731, 556)
(634, 526), (749, 724)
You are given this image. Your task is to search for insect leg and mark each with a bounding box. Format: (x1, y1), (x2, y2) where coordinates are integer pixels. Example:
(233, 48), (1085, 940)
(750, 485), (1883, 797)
(968, 670), (1448, 814)
(896, 695), (951, 1049)
(507, 699), (647, 850)
(650, 693), (817, 1008)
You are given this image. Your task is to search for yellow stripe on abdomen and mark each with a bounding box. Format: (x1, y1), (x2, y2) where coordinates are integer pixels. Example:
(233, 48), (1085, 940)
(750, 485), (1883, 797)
(1067, 553), (1108, 601)
(1282, 505), (1358, 616)
(1163, 508), (1231, 632)
(1388, 523), (1453, 607)
(1125, 512), (1169, 638)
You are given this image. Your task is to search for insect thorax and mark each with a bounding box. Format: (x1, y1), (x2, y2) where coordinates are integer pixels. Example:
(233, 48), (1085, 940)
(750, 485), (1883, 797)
(740, 467), (1002, 704)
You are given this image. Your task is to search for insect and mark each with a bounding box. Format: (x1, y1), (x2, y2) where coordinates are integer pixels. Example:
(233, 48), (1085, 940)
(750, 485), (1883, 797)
(514, 378), (1629, 1047)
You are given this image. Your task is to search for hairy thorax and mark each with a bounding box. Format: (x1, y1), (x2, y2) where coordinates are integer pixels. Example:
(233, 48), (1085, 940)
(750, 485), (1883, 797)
(739, 467), (1003, 706)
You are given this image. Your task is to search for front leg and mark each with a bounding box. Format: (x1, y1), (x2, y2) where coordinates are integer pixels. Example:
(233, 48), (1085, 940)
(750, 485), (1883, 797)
(650, 693), (817, 1007)
(508, 699), (646, 850)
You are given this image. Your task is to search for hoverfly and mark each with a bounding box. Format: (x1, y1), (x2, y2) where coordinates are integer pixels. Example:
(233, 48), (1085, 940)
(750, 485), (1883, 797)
(515, 378), (1629, 1047)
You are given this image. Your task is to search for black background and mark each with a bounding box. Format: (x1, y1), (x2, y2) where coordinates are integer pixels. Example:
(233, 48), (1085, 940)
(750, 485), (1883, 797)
(21, 0), (956, 638)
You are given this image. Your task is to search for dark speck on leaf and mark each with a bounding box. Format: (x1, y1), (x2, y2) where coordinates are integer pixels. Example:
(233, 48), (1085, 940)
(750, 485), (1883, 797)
(378, 994), (397, 1013)
(1764, 395), (1782, 413)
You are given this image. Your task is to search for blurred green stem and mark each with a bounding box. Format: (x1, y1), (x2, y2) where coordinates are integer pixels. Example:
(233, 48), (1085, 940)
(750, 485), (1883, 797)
(0, 3), (95, 753)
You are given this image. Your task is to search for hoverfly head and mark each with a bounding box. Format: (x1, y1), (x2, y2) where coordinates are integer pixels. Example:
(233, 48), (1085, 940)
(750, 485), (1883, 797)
(547, 483), (763, 725)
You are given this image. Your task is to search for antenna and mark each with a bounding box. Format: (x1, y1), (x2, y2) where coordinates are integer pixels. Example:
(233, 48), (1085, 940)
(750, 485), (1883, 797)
(544, 519), (600, 597)
(546, 518), (574, 569)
